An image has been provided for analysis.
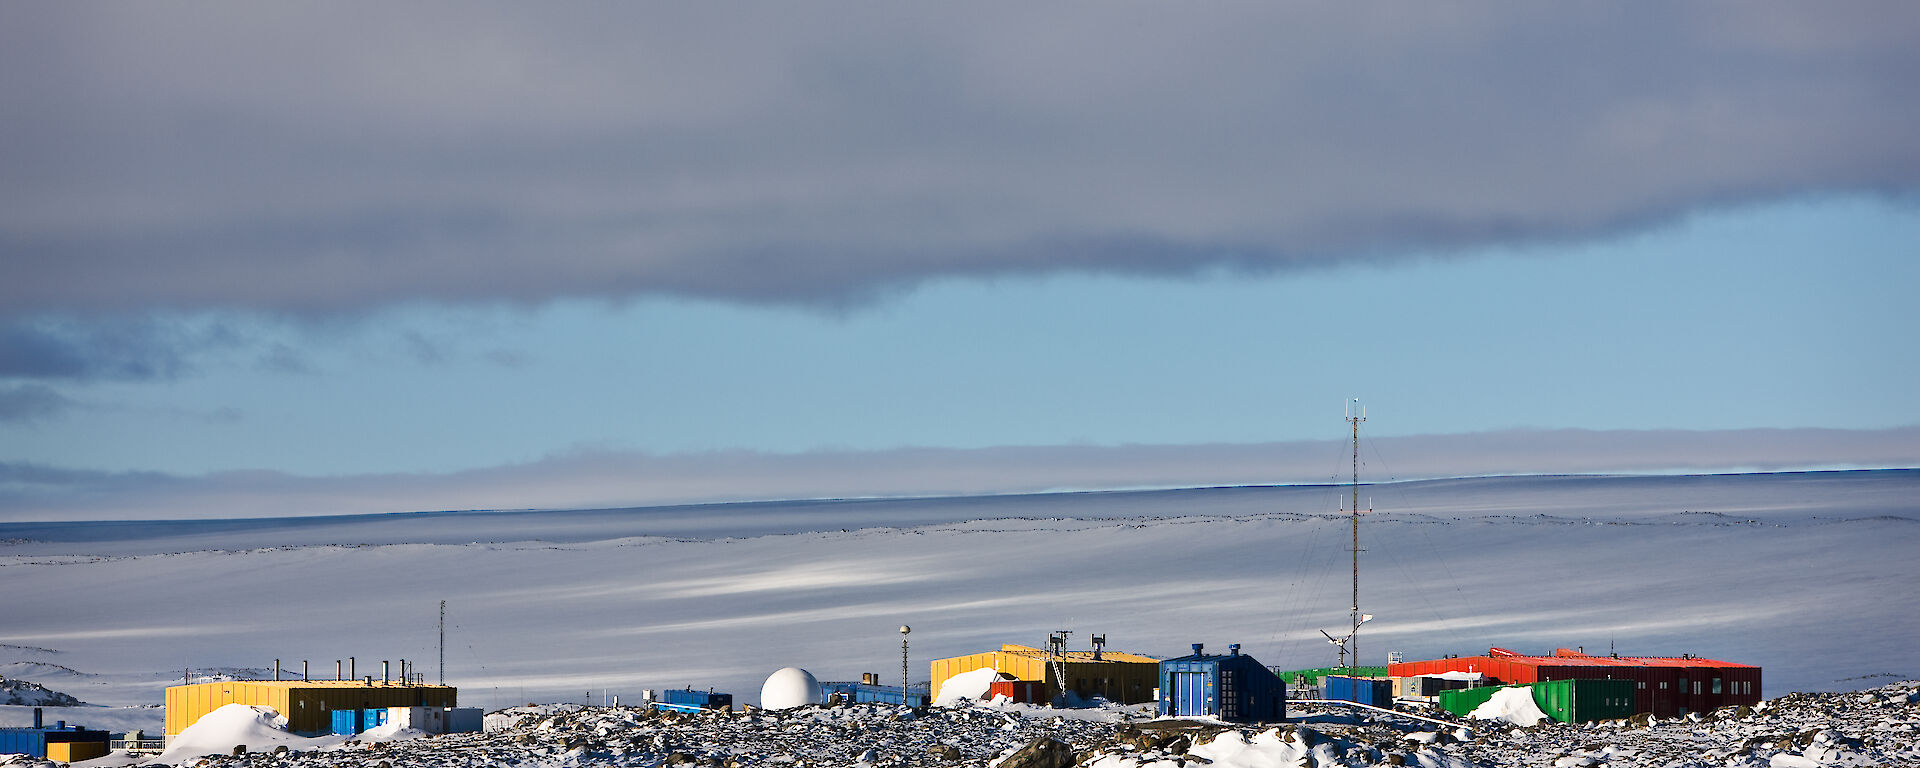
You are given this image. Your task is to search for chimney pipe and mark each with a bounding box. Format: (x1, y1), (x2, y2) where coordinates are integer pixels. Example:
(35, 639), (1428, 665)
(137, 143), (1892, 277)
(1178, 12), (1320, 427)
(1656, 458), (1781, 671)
(1229, 644), (1241, 657)
(350, 657), (355, 681)
(33, 708), (42, 728)
(302, 660), (308, 682)
(1192, 643), (1204, 656)
(274, 659), (281, 681)
(382, 660), (389, 683)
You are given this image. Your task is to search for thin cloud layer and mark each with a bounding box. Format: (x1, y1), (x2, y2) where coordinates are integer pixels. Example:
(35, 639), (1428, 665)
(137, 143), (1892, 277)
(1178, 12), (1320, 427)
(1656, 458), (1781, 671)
(4, 3), (1916, 314)
(4, 426), (1913, 521)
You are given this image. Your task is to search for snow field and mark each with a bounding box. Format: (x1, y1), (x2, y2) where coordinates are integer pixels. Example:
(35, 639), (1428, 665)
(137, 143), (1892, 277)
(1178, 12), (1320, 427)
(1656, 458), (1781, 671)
(0, 471), (1912, 714)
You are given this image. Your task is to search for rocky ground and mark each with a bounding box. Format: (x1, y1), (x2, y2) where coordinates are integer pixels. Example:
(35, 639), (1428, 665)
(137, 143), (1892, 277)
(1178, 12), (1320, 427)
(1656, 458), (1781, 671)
(0, 681), (1911, 767)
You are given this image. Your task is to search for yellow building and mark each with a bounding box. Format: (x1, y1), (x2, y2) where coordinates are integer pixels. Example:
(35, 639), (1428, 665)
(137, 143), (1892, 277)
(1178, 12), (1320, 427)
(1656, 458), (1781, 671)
(930, 644), (1160, 704)
(48, 741), (110, 762)
(165, 680), (457, 737)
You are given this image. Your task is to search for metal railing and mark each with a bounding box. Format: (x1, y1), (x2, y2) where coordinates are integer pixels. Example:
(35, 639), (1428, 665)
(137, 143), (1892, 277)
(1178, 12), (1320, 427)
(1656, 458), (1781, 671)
(110, 738), (167, 754)
(1292, 697), (1459, 728)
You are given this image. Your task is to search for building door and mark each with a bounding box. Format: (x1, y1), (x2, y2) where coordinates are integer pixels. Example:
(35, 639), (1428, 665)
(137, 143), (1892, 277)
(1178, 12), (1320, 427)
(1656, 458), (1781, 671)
(1172, 672), (1212, 717)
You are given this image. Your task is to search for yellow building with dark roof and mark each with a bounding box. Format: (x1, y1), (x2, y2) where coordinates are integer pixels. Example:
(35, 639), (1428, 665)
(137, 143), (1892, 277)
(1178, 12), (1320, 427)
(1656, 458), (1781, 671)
(165, 680), (457, 737)
(930, 644), (1160, 705)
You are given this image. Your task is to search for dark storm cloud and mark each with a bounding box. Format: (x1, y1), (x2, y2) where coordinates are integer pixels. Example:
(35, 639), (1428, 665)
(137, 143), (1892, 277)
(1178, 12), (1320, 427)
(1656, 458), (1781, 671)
(4, 426), (1914, 521)
(0, 319), (196, 380)
(3, 3), (1917, 314)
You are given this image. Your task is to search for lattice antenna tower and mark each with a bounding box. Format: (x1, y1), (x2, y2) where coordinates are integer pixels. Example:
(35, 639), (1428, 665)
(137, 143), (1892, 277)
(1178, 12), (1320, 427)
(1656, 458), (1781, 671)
(1047, 630), (1073, 705)
(1346, 398), (1367, 670)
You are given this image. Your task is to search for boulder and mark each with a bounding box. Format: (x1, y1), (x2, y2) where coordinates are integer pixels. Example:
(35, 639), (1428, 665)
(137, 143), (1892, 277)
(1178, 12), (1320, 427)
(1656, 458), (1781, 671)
(993, 737), (1074, 768)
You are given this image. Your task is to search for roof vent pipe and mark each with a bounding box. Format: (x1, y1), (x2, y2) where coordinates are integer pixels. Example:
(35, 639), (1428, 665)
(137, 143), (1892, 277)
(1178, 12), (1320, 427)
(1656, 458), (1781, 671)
(382, 660), (389, 683)
(1192, 643), (1204, 656)
(1229, 644), (1240, 657)
(274, 659), (281, 681)
(33, 708), (42, 728)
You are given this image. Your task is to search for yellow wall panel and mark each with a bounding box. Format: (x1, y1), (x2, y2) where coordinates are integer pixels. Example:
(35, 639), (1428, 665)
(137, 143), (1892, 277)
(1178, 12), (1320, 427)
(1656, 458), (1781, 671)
(48, 741), (110, 762)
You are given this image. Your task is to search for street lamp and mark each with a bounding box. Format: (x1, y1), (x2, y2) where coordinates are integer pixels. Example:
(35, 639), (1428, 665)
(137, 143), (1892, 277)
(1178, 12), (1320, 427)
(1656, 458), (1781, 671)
(899, 626), (912, 707)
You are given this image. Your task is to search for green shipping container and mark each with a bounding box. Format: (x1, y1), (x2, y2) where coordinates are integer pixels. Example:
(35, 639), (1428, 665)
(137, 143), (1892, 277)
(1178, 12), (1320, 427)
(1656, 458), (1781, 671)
(1437, 684), (1502, 717)
(1438, 679), (1637, 724)
(1273, 666), (1388, 687)
(1532, 678), (1636, 723)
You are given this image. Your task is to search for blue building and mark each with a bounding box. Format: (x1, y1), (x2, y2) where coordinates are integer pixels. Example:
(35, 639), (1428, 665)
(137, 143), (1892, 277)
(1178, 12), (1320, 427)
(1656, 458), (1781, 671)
(820, 681), (930, 706)
(655, 688), (733, 712)
(0, 709), (110, 761)
(1321, 675), (1394, 707)
(1158, 643), (1286, 723)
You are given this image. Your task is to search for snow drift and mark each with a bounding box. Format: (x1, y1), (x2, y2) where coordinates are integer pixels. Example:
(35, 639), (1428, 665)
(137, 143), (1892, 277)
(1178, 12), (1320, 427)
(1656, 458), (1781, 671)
(155, 704), (342, 762)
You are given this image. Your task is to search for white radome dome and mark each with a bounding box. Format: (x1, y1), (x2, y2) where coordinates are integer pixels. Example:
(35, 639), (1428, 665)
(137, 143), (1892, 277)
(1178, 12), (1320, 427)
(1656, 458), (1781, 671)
(760, 667), (822, 710)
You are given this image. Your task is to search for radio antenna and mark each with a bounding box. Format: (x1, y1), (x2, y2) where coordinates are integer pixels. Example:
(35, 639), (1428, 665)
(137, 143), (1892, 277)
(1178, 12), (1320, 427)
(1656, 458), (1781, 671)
(1346, 399), (1366, 670)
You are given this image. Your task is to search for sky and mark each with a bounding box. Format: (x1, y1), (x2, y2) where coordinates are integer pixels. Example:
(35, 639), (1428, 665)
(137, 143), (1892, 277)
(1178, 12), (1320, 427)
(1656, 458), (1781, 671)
(3, 3), (1918, 520)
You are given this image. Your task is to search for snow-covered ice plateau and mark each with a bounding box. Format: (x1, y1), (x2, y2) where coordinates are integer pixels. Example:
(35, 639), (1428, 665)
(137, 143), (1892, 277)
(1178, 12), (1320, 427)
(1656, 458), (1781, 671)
(0, 470), (1914, 764)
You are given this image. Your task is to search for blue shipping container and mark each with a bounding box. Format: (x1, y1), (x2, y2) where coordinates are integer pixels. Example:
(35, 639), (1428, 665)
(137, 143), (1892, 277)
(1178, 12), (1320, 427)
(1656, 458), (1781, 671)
(0, 729), (43, 758)
(330, 709), (363, 735)
(362, 709), (389, 728)
(1322, 675), (1393, 707)
(1158, 643), (1287, 723)
(660, 689), (733, 710)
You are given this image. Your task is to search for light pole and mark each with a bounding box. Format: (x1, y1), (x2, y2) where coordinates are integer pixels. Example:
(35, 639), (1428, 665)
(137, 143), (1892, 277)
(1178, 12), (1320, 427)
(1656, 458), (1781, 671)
(899, 625), (911, 707)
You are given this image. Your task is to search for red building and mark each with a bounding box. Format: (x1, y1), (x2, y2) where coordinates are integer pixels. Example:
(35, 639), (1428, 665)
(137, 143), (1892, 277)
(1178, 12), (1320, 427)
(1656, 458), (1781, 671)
(1390, 647), (1760, 718)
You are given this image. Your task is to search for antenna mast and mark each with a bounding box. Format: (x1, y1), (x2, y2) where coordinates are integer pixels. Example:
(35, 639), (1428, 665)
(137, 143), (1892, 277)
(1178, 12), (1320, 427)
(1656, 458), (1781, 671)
(1347, 399), (1365, 670)
(438, 600), (446, 685)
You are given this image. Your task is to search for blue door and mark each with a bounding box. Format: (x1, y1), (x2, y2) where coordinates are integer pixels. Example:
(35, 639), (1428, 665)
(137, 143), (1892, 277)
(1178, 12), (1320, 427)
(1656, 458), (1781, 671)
(1173, 672), (1213, 717)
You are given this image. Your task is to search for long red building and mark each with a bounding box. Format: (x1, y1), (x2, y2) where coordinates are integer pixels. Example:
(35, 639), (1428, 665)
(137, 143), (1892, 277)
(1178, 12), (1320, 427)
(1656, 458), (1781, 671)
(1389, 647), (1760, 718)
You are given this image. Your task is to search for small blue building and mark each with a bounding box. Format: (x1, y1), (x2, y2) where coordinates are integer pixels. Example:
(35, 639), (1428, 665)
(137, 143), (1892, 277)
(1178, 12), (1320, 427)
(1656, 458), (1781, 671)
(819, 681), (930, 706)
(1321, 675), (1393, 707)
(656, 688), (733, 712)
(1159, 643), (1286, 723)
(0, 709), (110, 760)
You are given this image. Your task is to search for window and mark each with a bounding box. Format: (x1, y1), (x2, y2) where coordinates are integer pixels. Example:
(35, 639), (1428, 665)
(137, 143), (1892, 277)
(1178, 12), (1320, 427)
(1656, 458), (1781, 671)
(1693, 681), (1701, 695)
(1659, 681), (1667, 690)
(1637, 681), (1646, 689)
(1712, 678), (1722, 694)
